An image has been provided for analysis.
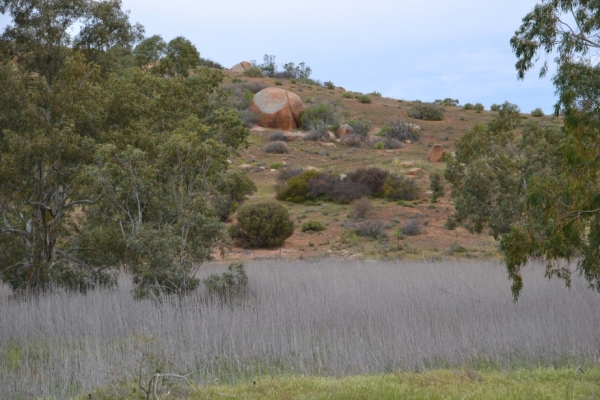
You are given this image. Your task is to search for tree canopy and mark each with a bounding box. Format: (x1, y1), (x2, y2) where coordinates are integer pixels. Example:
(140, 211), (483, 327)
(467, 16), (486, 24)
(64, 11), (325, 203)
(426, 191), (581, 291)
(448, 1), (600, 299)
(0, 0), (249, 297)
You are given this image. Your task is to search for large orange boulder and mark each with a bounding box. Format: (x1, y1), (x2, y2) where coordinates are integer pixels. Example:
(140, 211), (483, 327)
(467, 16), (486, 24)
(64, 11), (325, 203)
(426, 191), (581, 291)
(428, 144), (445, 162)
(249, 88), (304, 130)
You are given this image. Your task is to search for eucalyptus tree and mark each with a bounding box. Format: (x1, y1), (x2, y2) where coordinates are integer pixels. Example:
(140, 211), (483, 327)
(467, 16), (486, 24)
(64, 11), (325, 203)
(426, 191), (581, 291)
(0, 1), (249, 297)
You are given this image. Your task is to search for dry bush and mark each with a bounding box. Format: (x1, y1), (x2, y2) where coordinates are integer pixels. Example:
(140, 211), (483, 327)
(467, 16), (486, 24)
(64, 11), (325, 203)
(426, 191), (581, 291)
(347, 168), (389, 197)
(341, 134), (363, 147)
(401, 219), (421, 236)
(379, 119), (419, 142)
(330, 180), (371, 203)
(269, 131), (288, 142)
(350, 197), (373, 220)
(304, 124), (328, 141)
(408, 103), (444, 121)
(354, 220), (386, 239)
(347, 118), (372, 138)
(383, 175), (419, 201)
(263, 141), (289, 154)
(308, 173), (338, 198)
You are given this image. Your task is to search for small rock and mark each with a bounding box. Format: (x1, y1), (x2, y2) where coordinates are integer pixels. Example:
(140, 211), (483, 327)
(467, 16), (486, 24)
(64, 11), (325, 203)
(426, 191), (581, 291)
(238, 164), (252, 171)
(349, 253), (363, 261)
(405, 140), (411, 144)
(306, 166), (319, 171)
(408, 168), (423, 175)
(400, 161), (414, 167)
(327, 250), (333, 254)
(270, 169), (276, 172)
(320, 142), (336, 148)
(226, 159), (233, 165)
(425, 190), (434, 195)
(282, 249), (292, 253)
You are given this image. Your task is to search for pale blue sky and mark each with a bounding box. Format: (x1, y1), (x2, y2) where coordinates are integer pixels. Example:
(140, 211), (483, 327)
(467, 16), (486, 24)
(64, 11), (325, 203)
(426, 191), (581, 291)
(2, 1), (556, 113)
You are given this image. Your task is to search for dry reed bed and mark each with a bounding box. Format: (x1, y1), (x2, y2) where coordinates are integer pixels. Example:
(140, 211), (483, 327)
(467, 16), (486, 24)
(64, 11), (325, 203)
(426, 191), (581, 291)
(1, 260), (599, 399)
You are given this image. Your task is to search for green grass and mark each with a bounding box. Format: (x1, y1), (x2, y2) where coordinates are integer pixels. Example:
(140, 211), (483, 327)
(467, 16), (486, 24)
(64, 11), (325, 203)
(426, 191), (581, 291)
(87, 368), (600, 399)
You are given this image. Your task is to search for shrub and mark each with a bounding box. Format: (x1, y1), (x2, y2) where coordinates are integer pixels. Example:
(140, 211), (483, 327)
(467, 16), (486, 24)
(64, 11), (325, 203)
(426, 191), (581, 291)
(270, 161), (284, 169)
(214, 171), (257, 221)
(304, 124), (328, 141)
(202, 262), (248, 298)
(340, 134), (363, 147)
(276, 166), (304, 184)
(407, 103), (444, 121)
(301, 220), (326, 232)
(429, 171), (445, 202)
(243, 66), (264, 77)
(324, 81), (335, 89)
(531, 107), (544, 117)
(368, 91), (382, 97)
(263, 141), (289, 154)
(355, 220), (386, 239)
(401, 220), (421, 236)
(463, 103), (474, 110)
(490, 103), (501, 111)
(342, 92), (353, 98)
(435, 98), (459, 106)
(347, 167), (389, 197)
(276, 170), (321, 203)
(383, 175), (419, 201)
(379, 119), (419, 142)
(231, 77), (242, 83)
(444, 215), (458, 230)
(373, 141), (384, 150)
(350, 197), (373, 220)
(299, 102), (340, 130)
(473, 103), (484, 112)
(198, 57), (224, 69)
(330, 180), (371, 203)
(238, 109), (258, 127)
(274, 80), (283, 86)
(347, 118), (372, 139)
(230, 202), (294, 248)
(357, 95), (372, 104)
(381, 138), (403, 149)
(307, 173), (338, 198)
(269, 131), (288, 142)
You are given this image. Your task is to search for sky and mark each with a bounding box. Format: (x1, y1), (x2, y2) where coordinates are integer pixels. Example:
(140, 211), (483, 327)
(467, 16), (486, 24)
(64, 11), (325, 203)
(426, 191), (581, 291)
(1, 0), (557, 113)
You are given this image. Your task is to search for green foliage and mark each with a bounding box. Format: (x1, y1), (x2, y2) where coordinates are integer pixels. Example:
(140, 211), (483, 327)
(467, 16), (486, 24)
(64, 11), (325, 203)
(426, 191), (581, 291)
(231, 202), (294, 248)
(373, 142), (385, 150)
(408, 103), (444, 120)
(214, 172), (257, 221)
(342, 92), (353, 98)
(203, 262), (248, 298)
(473, 103), (484, 112)
(354, 220), (386, 239)
(383, 175), (420, 201)
(243, 66), (264, 77)
(490, 103), (501, 111)
(324, 81), (335, 89)
(276, 170), (321, 203)
(279, 61), (312, 79)
(463, 103), (474, 110)
(357, 95), (372, 104)
(368, 91), (382, 97)
(299, 102), (340, 130)
(531, 107), (544, 117)
(159, 36), (200, 77)
(270, 162), (285, 170)
(274, 80), (283, 86)
(0, 1), (249, 296)
(347, 168), (389, 198)
(378, 119), (419, 142)
(435, 98), (459, 106)
(347, 118), (372, 139)
(301, 220), (326, 232)
(429, 171), (445, 201)
(133, 35), (166, 68)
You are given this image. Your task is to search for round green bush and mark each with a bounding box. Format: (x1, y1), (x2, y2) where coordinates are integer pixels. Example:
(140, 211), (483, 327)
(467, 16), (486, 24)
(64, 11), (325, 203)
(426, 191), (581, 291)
(531, 107), (544, 117)
(463, 103), (474, 110)
(407, 103), (444, 121)
(490, 103), (501, 111)
(301, 220), (326, 232)
(357, 95), (372, 104)
(473, 103), (484, 112)
(231, 202), (294, 248)
(276, 170), (321, 203)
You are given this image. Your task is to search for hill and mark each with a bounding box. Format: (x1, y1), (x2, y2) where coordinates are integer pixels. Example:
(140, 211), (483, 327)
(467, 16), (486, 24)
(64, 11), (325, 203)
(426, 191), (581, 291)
(217, 68), (560, 263)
